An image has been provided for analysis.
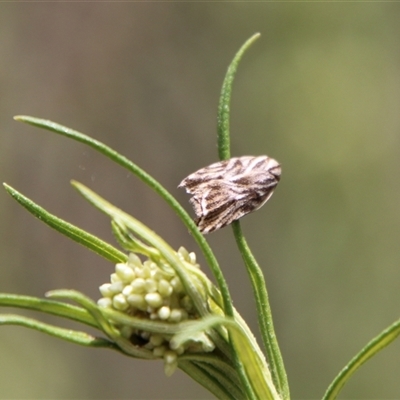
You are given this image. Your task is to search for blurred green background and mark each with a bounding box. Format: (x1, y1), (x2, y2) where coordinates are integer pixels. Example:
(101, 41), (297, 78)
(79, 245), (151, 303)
(1, 3), (400, 399)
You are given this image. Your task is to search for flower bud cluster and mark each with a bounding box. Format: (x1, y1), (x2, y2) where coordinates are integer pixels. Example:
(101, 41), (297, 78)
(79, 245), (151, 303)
(97, 247), (214, 375)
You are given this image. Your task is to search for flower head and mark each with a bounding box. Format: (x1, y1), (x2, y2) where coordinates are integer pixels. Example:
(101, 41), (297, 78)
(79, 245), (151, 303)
(97, 247), (215, 376)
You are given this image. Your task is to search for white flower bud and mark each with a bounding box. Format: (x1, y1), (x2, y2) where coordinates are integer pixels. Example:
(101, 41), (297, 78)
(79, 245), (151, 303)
(122, 285), (133, 297)
(99, 283), (113, 298)
(144, 260), (157, 270)
(157, 306), (171, 320)
(164, 350), (177, 364)
(144, 279), (157, 294)
(97, 297), (112, 308)
(177, 246), (189, 261)
(164, 351), (178, 377)
(112, 293), (129, 311)
(109, 281), (124, 295)
(152, 269), (166, 281)
(136, 264), (151, 279)
(158, 279), (173, 297)
(128, 253), (142, 268)
(145, 293), (163, 308)
(130, 278), (146, 293)
(127, 294), (146, 309)
(188, 252), (197, 265)
(115, 263), (135, 282)
(110, 273), (121, 283)
(168, 308), (183, 322)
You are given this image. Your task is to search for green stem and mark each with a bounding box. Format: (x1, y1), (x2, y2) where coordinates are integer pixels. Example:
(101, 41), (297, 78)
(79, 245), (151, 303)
(232, 221), (289, 400)
(216, 33), (288, 399)
(217, 33), (278, 398)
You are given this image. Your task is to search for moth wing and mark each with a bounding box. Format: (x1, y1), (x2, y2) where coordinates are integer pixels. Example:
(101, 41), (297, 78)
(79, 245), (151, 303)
(188, 180), (252, 233)
(178, 159), (233, 194)
(178, 156), (281, 233)
(197, 201), (237, 233)
(200, 177), (280, 233)
(187, 180), (234, 215)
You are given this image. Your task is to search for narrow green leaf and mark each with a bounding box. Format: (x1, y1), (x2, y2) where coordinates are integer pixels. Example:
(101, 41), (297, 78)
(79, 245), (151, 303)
(217, 33), (260, 161)
(3, 183), (127, 264)
(190, 360), (244, 399)
(323, 318), (400, 400)
(232, 221), (289, 399)
(111, 220), (161, 260)
(172, 315), (279, 400)
(181, 353), (242, 390)
(0, 313), (118, 350)
(179, 360), (237, 400)
(0, 293), (98, 328)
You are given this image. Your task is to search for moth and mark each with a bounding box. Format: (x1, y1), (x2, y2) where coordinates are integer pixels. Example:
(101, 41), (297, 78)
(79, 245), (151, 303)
(178, 155), (281, 234)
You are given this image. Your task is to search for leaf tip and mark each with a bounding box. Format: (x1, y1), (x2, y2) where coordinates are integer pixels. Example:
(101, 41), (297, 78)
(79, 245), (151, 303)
(3, 182), (13, 194)
(70, 180), (83, 193)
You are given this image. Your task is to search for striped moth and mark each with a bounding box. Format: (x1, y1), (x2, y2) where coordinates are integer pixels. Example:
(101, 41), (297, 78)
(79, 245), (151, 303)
(178, 155), (281, 234)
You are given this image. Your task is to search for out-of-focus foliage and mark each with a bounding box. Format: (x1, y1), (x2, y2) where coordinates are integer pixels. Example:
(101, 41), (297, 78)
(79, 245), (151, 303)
(1, 3), (400, 399)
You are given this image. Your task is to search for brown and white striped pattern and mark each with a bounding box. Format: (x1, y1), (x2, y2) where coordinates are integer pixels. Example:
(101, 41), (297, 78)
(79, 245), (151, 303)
(178, 156), (281, 234)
